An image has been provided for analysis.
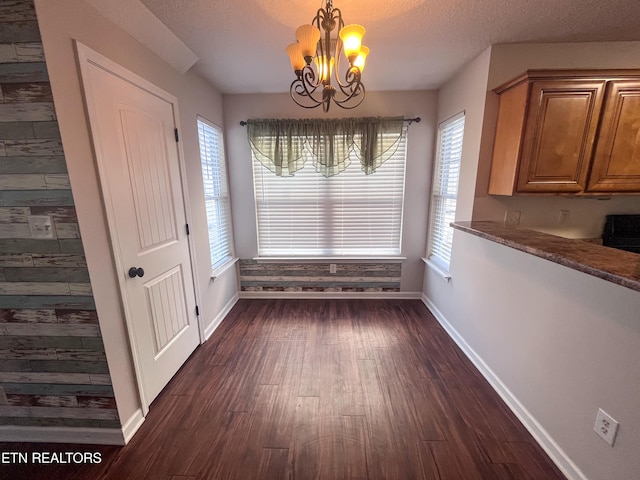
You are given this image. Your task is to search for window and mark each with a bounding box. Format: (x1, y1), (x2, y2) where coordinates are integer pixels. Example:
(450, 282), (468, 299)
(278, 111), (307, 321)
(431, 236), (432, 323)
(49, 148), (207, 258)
(427, 112), (465, 272)
(252, 131), (407, 257)
(197, 117), (234, 272)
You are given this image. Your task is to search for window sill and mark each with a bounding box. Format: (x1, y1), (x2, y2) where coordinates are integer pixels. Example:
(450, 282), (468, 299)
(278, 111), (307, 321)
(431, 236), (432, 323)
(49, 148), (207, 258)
(253, 256), (406, 263)
(211, 257), (239, 279)
(422, 257), (451, 282)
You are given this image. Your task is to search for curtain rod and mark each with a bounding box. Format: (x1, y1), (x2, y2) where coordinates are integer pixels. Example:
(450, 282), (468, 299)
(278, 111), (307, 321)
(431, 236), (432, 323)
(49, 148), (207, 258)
(239, 117), (421, 126)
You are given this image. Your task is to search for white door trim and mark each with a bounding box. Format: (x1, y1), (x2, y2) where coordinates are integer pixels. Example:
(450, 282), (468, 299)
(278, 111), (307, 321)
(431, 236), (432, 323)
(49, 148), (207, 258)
(75, 41), (203, 414)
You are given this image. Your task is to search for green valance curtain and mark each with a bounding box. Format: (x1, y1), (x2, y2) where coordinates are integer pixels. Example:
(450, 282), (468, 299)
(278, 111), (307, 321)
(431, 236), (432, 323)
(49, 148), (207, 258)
(246, 116), (406, 177)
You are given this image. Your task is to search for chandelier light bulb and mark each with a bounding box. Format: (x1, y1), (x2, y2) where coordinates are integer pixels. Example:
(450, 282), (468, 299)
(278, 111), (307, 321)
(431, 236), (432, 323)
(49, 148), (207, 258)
(354, 46), (369, 72)
(314, 55), (335, 83)
(339, 24), (365, 63)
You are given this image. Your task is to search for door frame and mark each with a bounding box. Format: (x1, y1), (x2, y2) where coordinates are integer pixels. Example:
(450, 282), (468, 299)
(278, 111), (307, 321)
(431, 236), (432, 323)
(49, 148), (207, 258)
(75, 41), (204, 414)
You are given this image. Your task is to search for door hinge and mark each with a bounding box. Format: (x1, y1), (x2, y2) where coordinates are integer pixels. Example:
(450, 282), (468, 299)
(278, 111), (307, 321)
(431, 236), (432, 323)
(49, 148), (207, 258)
(174, 128), (179, 142)
(185, 223), (190, 235)
(195, 305), (200, 316)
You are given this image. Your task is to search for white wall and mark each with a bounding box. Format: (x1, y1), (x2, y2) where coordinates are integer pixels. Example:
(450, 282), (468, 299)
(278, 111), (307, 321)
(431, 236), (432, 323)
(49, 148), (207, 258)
(473, 42), (640, 238)
(35, 0), (237, 426)
(223, 91), (438, 293)
(433, 231), (640, 480)
(425, 42), (640, 480)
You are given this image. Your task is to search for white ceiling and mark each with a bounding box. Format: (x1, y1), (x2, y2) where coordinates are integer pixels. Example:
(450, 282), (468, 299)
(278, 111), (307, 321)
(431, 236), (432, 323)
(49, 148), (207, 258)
(135, 0), (640, 94)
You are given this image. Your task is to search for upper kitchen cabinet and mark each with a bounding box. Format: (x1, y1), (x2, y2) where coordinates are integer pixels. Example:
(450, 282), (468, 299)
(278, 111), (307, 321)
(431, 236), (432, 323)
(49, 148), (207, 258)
(587, 80), (640, 192)
(488, 70), (640, 196)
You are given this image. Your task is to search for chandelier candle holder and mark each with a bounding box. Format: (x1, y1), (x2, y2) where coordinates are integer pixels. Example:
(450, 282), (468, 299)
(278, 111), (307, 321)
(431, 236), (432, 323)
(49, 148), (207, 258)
(286, 0), (369, 112)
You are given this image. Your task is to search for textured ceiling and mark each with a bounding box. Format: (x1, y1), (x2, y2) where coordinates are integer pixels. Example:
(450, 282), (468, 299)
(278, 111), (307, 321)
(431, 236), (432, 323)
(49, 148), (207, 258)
(139, 0), (640, 94)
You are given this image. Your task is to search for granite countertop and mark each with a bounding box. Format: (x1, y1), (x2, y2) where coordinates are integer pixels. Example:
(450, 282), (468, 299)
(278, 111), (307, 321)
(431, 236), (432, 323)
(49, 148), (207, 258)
(452, 221), (640, 293)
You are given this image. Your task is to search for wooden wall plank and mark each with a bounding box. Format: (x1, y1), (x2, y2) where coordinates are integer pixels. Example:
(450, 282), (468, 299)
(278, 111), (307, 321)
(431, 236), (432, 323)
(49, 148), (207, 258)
(0, 282), (71, 295)
(4, 138), (63, 156)
(0, 58), (46, 79)
(32, 254), (85, 267)
(76, 396), (117, 409)
(0, 43), (17, 63)
(1, 383), (114, 397)
(0, 223), (30, 237)
(0, 348), (57, 359)
(55, 223), (80, 239)
(0, 336), (85, 349)
(0, 206), (30, 222)
(0, 359), (32, 371)
(56, 349), (106, 361)
(0, 238), (60, 253)
(1, 83), (53, 102)
(0, 309), (56, 323)
(69, 283), (92, 296)
(15, 42), (44, 61)
(12, 417), (120, 428)
(0, 189), (74, 206)
(80, 338), (105, 351)
(6, 394), (78, 407)
(0, 322), (100, 336)
(0, 2), (38, 22)
(0, 173), (46, 189)
(0, 121), (36, 138)
(29, 360), (109, 374)
(0, 405), (30, 416)
(0, 372), (93, 384)
(0, 156), (68, 174)
(56, 310), (98, 325)
(0, 102), (55, 121)
(27, 406), (118, 420)
(44, 174), (70, 188)
(0, 253), (33, 266)
(58, 239), (84, 253)
(32, 120), (60, 138)
(30, 206), (77, 222)
(89, 374), (112, 385)
(4, 267), (89, 282)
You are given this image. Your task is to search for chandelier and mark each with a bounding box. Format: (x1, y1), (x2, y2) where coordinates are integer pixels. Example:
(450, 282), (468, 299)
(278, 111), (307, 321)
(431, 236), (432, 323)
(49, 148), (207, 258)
(286, 0), (369, 112)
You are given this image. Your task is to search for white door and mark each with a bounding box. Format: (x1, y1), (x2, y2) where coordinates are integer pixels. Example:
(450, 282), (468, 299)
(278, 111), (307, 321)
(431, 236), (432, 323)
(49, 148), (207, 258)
(79, 48), (200, 408)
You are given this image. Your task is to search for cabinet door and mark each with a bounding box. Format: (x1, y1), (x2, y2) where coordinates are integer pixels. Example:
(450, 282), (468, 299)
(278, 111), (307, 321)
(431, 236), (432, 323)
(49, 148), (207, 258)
(587, 80), (640, 192)
(516, 80), (606, 193)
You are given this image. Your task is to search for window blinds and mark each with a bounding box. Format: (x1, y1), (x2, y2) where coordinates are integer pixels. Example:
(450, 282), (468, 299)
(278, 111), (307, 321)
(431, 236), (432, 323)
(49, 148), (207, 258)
(197, 118), (234, 269)
(428, 113), (465, 270)
(252, 130), (407, 256)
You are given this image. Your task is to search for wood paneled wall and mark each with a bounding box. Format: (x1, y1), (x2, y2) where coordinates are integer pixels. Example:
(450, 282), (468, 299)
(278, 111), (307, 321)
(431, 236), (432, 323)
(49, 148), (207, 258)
(239, 260), (401, 293)
(0, 0), (118, 430)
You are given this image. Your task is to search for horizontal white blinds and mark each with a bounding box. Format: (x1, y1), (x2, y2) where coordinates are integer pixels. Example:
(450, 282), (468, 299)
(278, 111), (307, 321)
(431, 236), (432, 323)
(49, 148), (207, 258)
(253, 131), (407, 256)
(428, 113), (465, 270)
(198, 118), (234, 269)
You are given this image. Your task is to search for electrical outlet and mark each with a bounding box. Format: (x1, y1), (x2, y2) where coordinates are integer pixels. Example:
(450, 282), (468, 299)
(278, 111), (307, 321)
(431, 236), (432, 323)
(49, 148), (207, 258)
(330, 263), (337, 274)
(594, 408), (619, 446)
(28, 215), (55, 239)
(503, 210), (521, 226)
(558, 209), (570, 226)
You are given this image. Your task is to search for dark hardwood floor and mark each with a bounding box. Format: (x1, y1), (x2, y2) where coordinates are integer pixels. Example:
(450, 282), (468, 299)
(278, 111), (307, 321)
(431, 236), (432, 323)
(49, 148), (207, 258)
(1, 299), (566, 479)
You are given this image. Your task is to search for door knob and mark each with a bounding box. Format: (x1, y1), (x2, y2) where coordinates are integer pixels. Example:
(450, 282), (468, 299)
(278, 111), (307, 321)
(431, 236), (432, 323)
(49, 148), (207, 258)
(128, 267), (145, 278)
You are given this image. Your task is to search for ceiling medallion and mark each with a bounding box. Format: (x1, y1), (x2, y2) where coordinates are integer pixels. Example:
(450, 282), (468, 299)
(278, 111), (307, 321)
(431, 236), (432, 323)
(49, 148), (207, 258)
(286, 0), (368, 112)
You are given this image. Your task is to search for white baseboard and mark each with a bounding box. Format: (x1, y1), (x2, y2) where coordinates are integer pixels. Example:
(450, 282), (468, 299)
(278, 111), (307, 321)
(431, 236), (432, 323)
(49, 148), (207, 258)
(421, 294), (588, 480)
(121, 408), (144, 445)
(203, 293), (239, 341)
(239, 291), (423, 300)
(0, 425), (125, 445)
